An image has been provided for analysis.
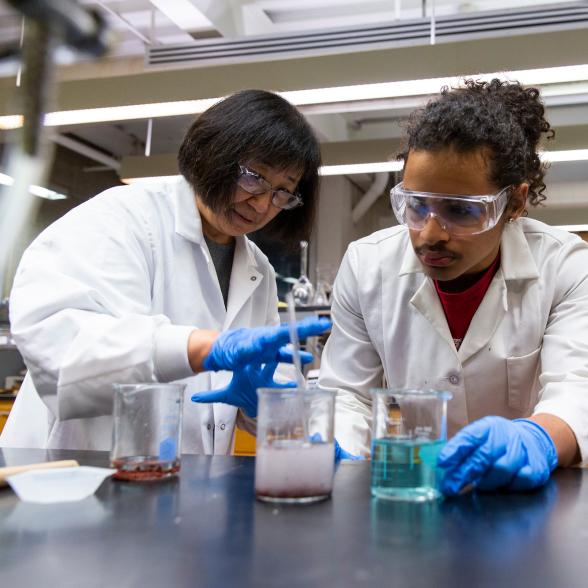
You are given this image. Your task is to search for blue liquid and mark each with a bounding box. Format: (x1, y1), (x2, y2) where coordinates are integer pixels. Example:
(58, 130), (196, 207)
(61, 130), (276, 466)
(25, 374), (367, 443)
(371, 438), (445, 501)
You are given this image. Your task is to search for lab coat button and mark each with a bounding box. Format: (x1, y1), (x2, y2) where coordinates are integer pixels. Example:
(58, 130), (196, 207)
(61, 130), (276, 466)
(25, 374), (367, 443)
(220, 423), (226, 431)
(250, 276), (257, 281)
(206, 424), (211, 430)
(449, 374), (460, 385)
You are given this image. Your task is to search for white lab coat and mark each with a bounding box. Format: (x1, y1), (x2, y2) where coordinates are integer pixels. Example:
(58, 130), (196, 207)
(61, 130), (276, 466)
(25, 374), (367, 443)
(320, 219), (588, 463)
(0, 177), (282, 453)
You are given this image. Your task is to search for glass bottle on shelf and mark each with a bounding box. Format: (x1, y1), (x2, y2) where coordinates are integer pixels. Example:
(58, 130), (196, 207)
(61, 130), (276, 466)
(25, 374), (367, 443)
(313, 263), (336, 306)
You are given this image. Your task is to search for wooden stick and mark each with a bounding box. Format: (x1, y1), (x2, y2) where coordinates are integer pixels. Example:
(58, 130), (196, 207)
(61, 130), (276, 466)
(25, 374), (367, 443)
(0, 460), (79, 486)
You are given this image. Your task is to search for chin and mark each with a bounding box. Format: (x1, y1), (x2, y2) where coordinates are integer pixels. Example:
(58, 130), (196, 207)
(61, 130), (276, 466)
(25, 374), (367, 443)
(421, 265), (462, 281)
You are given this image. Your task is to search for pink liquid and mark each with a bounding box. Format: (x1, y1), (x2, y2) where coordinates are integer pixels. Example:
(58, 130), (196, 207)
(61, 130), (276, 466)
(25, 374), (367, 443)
(255, 441), (334, 500)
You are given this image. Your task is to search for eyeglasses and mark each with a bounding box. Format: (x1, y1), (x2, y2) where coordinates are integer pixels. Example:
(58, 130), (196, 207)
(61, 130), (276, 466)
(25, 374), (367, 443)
(237, 165), (303, 210)
(390, 182), (511, 236)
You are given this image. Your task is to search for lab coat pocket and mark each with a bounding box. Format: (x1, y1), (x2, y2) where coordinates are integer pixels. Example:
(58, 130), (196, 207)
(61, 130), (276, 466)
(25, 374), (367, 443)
(506, 347), (541, 412)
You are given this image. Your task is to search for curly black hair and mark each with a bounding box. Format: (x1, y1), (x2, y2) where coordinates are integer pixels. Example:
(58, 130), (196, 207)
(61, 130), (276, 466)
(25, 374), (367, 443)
(178, 89), (321, 249)
(399, 79), (554, 206)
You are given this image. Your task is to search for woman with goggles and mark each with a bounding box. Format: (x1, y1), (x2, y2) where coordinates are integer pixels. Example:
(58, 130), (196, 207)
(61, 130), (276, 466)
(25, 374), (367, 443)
(2, 90), (335, 454)
(321, 78), (588, 495)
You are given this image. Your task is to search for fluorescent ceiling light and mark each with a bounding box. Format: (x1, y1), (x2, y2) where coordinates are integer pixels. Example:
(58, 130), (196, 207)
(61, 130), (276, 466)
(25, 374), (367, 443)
(121, 175), (181, 184)
(540, 149), (588, 163)
(0, 99), (220, 129)
(284, 65), (588, 107)
(555, 224), (588, 232)
(320, 161), (403, 175)
(122, 162), (404, 184)
(121, 149), (588, 183)
(2, 64), (588, 129)
(0, 172), (13, 185)
(0, 172), (67, 199)
(28, 185), (68, 200)
(149, 0), (214, 31)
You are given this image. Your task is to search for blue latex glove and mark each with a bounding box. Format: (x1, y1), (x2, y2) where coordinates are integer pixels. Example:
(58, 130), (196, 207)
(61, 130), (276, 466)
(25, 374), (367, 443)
(438, 416), (558, 496)
(191, 362), (297, 418)
(334, 439), (363, 463)
(203, 317), (331, 372)
(310, 434), (363, 463)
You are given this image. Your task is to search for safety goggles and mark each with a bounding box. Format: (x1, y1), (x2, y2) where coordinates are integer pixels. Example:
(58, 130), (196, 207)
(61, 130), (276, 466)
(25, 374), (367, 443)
(237, 165), (303, 210)
(390, 182), (511, 236)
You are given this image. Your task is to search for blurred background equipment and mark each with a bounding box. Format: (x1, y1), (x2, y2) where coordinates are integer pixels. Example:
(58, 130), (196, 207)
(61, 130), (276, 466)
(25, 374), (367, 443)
(0, 0), (111, 293)
(0, 298), (25, 433)
(292, 240), (314, 306)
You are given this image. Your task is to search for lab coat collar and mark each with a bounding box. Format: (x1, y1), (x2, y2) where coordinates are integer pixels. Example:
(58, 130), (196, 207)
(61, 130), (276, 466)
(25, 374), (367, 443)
(172, 176), (263, 327)
(500, 221), (540, 281)
(398, 221), (540, 282)
(173, 176), (205, 245)
(172, 176), (261, 270)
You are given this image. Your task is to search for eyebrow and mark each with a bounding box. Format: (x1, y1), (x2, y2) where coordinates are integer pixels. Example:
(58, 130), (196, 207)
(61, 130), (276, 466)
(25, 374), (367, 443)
(258, 160), (300, 186)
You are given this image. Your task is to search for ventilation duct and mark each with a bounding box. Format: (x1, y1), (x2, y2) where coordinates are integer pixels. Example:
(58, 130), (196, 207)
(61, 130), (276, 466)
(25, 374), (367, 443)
(147, 2), (588, 68)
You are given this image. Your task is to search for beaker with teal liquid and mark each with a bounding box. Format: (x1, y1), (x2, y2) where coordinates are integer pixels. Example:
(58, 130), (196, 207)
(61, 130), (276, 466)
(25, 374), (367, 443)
(370, 388), (452, 502)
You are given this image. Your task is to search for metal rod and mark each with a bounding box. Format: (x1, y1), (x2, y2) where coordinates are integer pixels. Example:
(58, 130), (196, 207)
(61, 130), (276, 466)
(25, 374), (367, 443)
(52, 134), (120, 170)
(145, 118), (153, 157)
(430, 0), (436, 46)
(16, 17), (25, 87)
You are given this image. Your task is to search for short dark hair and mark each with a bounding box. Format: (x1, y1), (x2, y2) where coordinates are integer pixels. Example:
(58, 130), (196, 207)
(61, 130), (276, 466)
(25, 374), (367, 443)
(399, 79), (554, 206)
(178, 89), (321, 248)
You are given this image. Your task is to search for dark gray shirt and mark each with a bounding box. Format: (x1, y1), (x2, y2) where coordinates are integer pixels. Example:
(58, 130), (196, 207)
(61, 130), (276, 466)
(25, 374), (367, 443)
(204, 235), (235, 308)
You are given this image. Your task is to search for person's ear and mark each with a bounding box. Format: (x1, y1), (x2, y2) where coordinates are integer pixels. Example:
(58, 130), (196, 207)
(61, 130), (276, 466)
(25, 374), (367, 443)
(506, 183), (528, 221)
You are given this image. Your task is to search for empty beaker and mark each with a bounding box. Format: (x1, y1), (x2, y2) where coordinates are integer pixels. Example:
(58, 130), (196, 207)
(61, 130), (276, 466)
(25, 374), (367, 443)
(370, 388), (452, 502)
(110, 383), (185, 481)
(255, 387), (336, 503)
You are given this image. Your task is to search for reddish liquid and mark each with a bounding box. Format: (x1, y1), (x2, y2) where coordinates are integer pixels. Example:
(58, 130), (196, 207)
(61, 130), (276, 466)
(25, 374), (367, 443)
(112, 458), (180, 481)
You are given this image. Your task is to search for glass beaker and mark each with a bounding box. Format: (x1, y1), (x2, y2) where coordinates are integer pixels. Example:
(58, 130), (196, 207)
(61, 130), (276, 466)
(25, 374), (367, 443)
(110, 383), (185, 481)
(370, 388), (452, 502)
(255, 387), (336, 504)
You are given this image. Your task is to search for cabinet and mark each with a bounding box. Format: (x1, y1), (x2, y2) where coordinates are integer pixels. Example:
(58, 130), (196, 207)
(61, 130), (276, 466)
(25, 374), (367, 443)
(0, 395), (15, 434)
(0, 323), (25, 433)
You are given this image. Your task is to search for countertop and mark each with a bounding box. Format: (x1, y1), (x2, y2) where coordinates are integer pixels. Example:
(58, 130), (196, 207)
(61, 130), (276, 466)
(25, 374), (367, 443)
(1, 448), (587, 588)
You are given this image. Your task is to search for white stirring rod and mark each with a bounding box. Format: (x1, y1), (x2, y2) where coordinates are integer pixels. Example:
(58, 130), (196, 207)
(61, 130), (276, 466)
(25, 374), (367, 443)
(286, 292), (306, 388)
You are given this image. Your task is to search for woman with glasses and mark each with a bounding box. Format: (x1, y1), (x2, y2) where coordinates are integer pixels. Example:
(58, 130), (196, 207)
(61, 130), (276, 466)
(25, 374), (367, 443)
(320, 78), (587, 493)
(1, 89), (330, 452)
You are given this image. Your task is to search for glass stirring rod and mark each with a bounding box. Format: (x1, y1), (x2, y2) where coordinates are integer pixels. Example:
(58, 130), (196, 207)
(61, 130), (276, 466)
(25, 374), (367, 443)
(286, 291), (306, 388)
(286, 292), (309, 441)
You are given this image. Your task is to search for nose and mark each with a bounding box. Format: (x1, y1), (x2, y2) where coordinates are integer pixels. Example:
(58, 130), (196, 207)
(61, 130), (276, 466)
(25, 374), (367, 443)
(418, 213), (450, 244)
(247, 191), (273, 214)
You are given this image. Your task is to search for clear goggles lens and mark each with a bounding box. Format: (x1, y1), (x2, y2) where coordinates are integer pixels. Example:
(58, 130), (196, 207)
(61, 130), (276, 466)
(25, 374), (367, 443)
(390, 182), (510, 236)
(237, 166), (303, 210)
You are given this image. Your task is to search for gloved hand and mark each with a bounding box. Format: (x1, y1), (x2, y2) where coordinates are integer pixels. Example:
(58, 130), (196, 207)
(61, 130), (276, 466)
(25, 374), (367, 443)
(191, 361), (299, 418)
(438, 416), (558, 496)
(203, 317), (331, 372)
(309, 434), (363, 463)
(334, 439), (363, 463)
